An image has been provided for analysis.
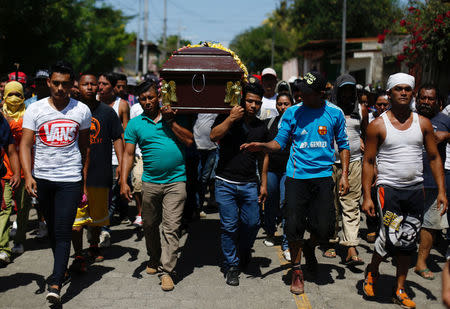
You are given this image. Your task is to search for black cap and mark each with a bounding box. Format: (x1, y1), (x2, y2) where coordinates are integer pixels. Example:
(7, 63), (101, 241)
(299, 71), (327, 94)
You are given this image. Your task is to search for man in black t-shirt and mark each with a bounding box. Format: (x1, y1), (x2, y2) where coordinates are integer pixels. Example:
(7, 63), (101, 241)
(210, 82), (268, 286)
(70, 73), (124, 272)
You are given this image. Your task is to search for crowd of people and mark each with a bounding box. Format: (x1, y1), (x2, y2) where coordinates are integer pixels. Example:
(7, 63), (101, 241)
(1, 60), (450, 309)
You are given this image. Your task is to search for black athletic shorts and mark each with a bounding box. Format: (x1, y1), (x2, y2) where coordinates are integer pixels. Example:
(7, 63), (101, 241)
(284, 176), (335, 243)
(375, 185), (423, 257)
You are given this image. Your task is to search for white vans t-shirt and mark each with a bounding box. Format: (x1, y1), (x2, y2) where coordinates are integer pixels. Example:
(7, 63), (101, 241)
(22, 97), (92, 182)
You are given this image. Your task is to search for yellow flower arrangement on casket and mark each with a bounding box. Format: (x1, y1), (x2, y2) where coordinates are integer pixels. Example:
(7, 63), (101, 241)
(179, 42), (248, 83)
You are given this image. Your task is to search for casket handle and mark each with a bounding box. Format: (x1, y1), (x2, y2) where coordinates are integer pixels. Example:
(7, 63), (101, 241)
(192, 74), (206, 93)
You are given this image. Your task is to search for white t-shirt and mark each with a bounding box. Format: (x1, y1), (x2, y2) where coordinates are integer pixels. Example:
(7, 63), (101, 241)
(193, 113), (218, 150)
(22, 97), (92, 182)
(258, 94), (278, 120)
(130, 103), (143, 156)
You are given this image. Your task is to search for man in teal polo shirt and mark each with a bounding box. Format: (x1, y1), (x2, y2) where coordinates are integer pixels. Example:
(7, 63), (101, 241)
(120, 80), (193, 291)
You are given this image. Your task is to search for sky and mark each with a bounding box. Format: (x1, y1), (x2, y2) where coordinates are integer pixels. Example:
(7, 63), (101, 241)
(103, 0), (278, 47)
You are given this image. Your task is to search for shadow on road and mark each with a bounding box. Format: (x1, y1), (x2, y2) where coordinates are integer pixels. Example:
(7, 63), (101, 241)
(175, 218), (221, 283)
(0, 272), (46, 294)
(61, 265), (114, 304)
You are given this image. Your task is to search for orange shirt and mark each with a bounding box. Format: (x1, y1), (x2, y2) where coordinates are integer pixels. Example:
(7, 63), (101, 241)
(2, 118), (24, 179)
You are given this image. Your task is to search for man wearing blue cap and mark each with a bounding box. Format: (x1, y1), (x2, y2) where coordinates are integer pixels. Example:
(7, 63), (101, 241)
(241, 71), (350, 295)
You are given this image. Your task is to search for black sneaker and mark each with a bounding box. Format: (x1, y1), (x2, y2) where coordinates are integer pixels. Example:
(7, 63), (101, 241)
(226, 266), (240, 286)
(46, 286), (60, 304)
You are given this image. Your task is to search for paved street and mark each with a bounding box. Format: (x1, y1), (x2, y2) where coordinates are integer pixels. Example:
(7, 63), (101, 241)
(0, 205), (446, 309)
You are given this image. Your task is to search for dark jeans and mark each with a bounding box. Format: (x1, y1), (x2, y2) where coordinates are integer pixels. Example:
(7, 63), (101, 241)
(265, 171), (288, 250)
(36, 178), (82, 287)
(108, 165), (129, 223)
(216, 179), (260, 269)
(196, 148), (218, 209)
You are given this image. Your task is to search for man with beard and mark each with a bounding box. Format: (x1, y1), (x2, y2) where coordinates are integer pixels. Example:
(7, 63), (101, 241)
(414, 84), (450, 280)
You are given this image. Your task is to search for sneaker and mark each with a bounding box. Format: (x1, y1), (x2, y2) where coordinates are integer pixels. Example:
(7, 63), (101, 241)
(226, 266), (240, 286)
(263, 236), (275, 247)
(160, 274), (175, 291)
(283, 249), (291, 262)
(290, 268), (304, 294)
(9, 221), (17, 238)
(36, 221), (48, 239)
(133, 215), (143, 228)
(392, 288), (416, 308)
(363, 266), (379, 297)
(11, 243), (24, 254)
(88, 246), (104, 262)
(46, 286), (60, 304)
(0, 251), (11, 265)
(69, 256), (87, 273)
(199, 211), (207, 218)
(99, 230), (111, 248)
(446, 245), (450, 261)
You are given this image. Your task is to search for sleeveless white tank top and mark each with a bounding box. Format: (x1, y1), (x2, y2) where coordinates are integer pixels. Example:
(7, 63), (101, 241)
(376, 112), (423, 188)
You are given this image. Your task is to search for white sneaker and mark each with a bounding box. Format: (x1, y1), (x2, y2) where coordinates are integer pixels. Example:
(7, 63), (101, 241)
(0, 251), (10, 264)
(12, 243), (24, 254)
(9, 221), (17, 238)
(199, 211), (207, 218)
(283, 249), (291, 262)
(133, 216), (143, 227)
(36, 221), (48, 238)
(263, 237), (275, 247)
(99, 230), (111, 248)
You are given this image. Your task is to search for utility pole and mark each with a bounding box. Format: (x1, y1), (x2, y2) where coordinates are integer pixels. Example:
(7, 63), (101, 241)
(340, 0), (347, 74)
(142, 0), (149, 75)
(176, 20), (181, 50)
(135, 0), (141, 75)
(162, 0), (167, 61)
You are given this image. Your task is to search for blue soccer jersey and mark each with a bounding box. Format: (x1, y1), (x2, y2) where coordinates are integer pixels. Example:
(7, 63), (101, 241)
(274, 101), (350, 179)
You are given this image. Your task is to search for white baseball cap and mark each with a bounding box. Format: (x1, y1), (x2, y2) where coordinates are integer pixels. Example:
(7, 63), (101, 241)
(262, 68), (277, 77)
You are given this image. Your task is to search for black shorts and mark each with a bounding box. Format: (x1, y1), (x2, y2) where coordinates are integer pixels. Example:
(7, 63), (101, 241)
(375, 185), (423, 257)
(284, 176), (335, 243)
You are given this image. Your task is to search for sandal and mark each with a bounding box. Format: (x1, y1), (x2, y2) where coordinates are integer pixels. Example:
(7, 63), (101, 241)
(414, 268), (434, 280)
(323, 248), (336, 258)
(345, 255), (364, 266)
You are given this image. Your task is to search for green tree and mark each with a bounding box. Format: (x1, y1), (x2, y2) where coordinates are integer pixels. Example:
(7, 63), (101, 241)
(230, 0), (401, 75)
(0, 0), (134, 74)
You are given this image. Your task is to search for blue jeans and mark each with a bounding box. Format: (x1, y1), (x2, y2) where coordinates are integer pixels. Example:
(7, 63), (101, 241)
(265, 171), (288, 251)
(196, 148), (218, 209)
(35, 178), (82, 287)
(216, 179), (260, 269)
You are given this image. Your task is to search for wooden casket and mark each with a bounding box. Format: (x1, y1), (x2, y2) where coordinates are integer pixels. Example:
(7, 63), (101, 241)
(159, 44), (247, 113)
